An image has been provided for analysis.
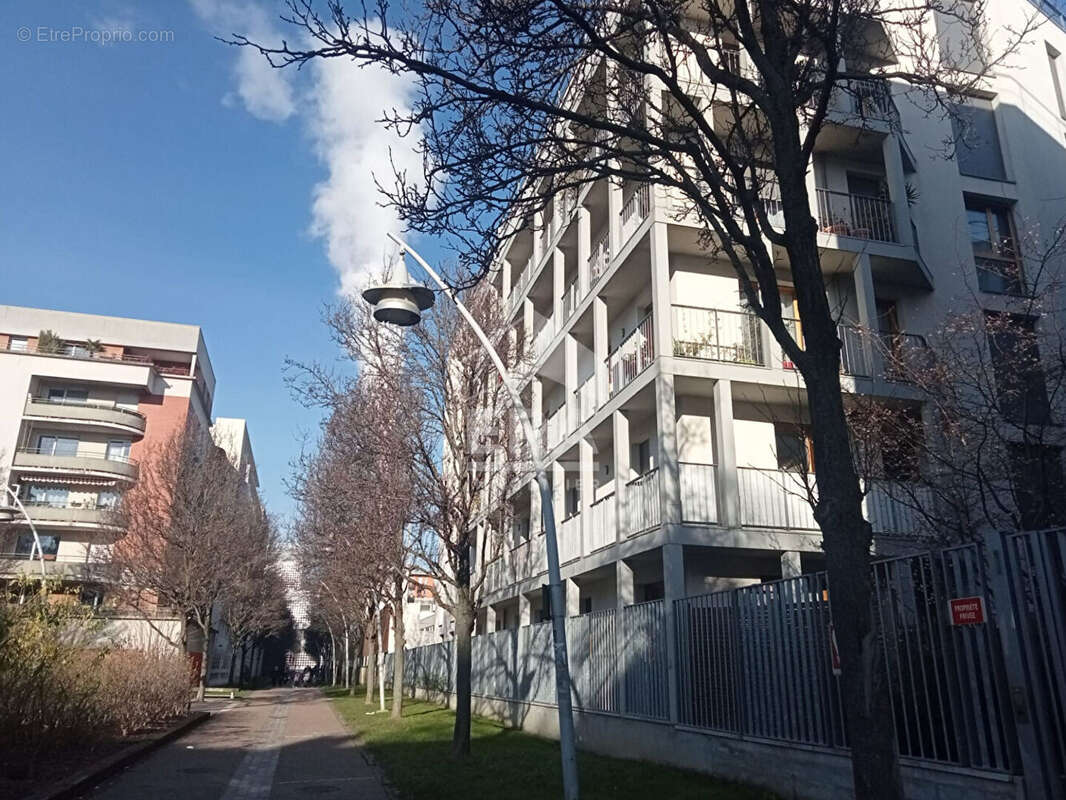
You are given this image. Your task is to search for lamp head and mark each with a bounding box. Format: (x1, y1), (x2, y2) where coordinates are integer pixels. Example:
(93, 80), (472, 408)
(361, 248), (435, 326)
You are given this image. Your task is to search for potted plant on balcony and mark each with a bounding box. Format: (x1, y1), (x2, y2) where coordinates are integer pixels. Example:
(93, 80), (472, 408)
(85, 339), (104, 357)
(36, 330), (63, 354)
(823, 216), (850, 236)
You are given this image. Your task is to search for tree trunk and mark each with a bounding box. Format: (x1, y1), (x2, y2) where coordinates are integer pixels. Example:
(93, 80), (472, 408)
(391, 585), (406, 719)
(376, 609), (386, 712)
(451, 594), (474, 759)
(365, 631), (377, 704)
(196, 621), (210, 702)
(344, 626), (351, 692)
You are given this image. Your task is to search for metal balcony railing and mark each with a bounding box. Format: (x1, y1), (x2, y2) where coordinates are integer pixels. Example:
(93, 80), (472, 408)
(588, 492), (616, 552)
(623, 468), (661, 535)
(619, 184), (651, 246)
(672, 306), (764, 365)
(781, 319), (870, 377)
(815, 188), (898, 243)
(607, 314), (655, 396)
(679, 462), (718, 524)
(589, 227), (611, 285)
(575, 375), (596, 426)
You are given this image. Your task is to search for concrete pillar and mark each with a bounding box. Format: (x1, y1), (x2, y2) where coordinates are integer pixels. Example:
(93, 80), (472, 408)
(485, 604), (498, 632)
(502, 257), (512, 304)
(594, 295), (609, 406)
(655, 373), (681, 528)
(781, 551), (802, 579)
(662, 543), (685, 724)
(553, 247), (565, 324)
(882, 134), (913, 247)
(612, 409), (631, 542)
(577, 206), (592, 295)
(615, 559), (634, 715)
(564, 334), (577, 432)
(565, 576), (581, 618)
(713, 379), (740, 528)
(649, 221), (672, 360)
(579, 438), (594, 559)
(853, 253), (881, 377)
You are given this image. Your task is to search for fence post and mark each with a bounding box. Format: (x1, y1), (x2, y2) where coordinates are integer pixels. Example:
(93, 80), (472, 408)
(985, 531), (1051, 797)
(663, 543), (685, 724)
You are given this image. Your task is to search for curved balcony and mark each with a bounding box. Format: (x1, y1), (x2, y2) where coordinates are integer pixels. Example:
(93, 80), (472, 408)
(0, 553), (115, 581)
(17, 501), (122, 531)
(12, 448), (139, 482)
(23, 396), (146, 437)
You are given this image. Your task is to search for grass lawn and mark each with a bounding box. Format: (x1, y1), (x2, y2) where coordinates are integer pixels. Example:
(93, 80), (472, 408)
(326, 687), (777, 800)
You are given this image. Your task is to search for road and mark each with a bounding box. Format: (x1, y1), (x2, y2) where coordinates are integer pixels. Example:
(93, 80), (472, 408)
(82, 688), (388, 800)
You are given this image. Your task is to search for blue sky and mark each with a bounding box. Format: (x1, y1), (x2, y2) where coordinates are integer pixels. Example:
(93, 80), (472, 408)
(0, 1), (429, 521)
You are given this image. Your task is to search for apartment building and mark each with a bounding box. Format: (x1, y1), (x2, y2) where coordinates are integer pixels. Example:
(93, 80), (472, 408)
(0, 304), (215, 604)
(468, 0), (1066, 634)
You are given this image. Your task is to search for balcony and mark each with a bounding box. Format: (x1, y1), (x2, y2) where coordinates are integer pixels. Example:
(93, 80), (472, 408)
(19, 500), (121, 530)
(0, 552), (113, 581)
(623, 468), (661, 535)
(574, 376), (596, 428)
(533, 316), (557, 358)
(739, 467), (819, 531)
(679, 462), (718, 524)
(589, 228), (610, 286)
(781, 319), (870, 378)
(560, 512), (581, 563)
(815, 188), (898, 243)
(588, 493), (616, 552)
(607, 314), (655, 397)
(672, 306), (764, 366)
(13, 448), (139, 482)
(618, 184), (651, 248)
(24, 395), (146, 436)
(544, 406), (567, 451)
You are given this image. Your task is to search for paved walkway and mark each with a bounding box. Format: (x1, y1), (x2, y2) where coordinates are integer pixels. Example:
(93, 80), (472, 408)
(82, 688), (388, 800)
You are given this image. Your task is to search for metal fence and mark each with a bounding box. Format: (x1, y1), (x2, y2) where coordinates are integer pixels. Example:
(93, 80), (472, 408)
(392, 534), (1066, 790)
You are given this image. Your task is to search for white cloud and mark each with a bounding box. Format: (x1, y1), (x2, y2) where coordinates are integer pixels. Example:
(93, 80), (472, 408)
(191, 1), (421, 292)
(190, 0), (296, 122)
(305, 57), (421, 295)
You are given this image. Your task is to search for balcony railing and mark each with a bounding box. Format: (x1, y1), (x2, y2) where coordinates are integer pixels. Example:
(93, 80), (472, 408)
(13, 447), (139, 481)
(781, 319), (870, 377)
(623, 468), (661, 535)
(575, 375), (596, 426)
(589, 227), (610, 285)
(672, 306), (764, 366)
(562, 277), (580, 319)
(679, 462), (718, 524)
(878, 331), (929, 382)
(619, 184), (651, 246)
(607, 314), (655, 397)
(533, 316), (556, 358)
(588, 493), (616, 552)
(738, 467), (819, 531)
(25, 395), (147, 433)
(847, 78), (894, 119)
(865, 481), (933, 536)
(815, 188), (898, 243)
(545, 406), (567, 451)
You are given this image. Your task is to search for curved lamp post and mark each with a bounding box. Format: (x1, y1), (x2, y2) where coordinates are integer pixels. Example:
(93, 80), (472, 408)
(0, 485), (48, 578)
(363, 234), (580, 800)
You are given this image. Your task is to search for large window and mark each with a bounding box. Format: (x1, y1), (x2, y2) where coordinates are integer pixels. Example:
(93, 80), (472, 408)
(775, 423), (813, 473)
(952, 105), (1006, 181)
(15, 533), (60, 560)
(106, 440), (131, 461)
(36, 435), (79, 457)
(47, 387), (89, 404)
(986, 314), (1051, 425)
(26, 485), (69, 507)
(967, 200), (1023, 295)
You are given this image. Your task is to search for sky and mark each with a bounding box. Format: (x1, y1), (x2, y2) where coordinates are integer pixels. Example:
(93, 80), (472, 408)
(0, 1), (430, 522)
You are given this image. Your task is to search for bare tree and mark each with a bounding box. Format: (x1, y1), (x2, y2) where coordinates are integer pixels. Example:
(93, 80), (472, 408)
(110, 424), (268, 701)
(233, 2), (1040, 790)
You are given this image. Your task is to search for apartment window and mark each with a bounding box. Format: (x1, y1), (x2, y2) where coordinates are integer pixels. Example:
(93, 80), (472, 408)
(15, 533), (59, 560)
(986, 314), (1051, 425)
(37, 435), (79, 457)
(967, 200), (1023, 295)
(642, 581), (665, 602)
(636, 439), (651, 474)
(951, 105), (1006, 181)
(564, 485), (580, 517)
(580, 598), (593, 615)
(1048, 44), (1066, 119)
(775, 423), (813, 473)
(1009, 444), (1066, 530)
(106, 440), (131, 461)
(97, 490), (120, 510)
(8, 336), (28, 352)
(26, 486), (69, 507)
(513, 516), (530, 544)
(47, 387), (89, 404)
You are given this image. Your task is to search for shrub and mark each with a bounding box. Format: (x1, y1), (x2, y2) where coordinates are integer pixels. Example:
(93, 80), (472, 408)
(95, 649), (190, 736)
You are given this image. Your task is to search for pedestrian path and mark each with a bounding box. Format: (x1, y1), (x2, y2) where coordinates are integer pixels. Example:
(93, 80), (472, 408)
(82, 688), (387, 800)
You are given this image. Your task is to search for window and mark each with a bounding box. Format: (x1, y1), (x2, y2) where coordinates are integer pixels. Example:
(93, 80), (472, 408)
(8, 336), (28, 352)
(775, 423), (813, 472)
(26, 486), (69, 508)
(106, 440), (131, 461)
(47, 387), (89, 404)
(15, 533), (59, 560)
(967, 200), (1023, 295)
(513, 516), (530, 544)
(37, 435), (79, 457)
(580, 598), (593, 615)
(97, 491), (120, 510)
(642, 581), (665, 602)
(1048, 43), (1066, 120)
(636, 439), (651, 474)
(951, 105), (1006, 181)
(564, 485), (580, 517)
(1009, 444), (1066, 530)
(986, 314), (1051, 425)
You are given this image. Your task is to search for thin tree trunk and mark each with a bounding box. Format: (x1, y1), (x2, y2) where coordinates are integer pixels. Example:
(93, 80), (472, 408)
(343, 626), (351, 691)
(376, 608), (386, 712)
(365, 631), (377, 704)
(391, 582), (406, 719)
(196, 621), (210, 702)
(451, 595), (474, 759)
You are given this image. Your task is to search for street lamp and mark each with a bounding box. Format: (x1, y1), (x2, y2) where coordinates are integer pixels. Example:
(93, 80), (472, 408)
(0, 485), (48, 578)
(363, 234), (580, 800)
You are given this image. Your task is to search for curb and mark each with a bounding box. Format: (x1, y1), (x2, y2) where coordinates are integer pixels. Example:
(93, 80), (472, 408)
(27, 711), (211, 800)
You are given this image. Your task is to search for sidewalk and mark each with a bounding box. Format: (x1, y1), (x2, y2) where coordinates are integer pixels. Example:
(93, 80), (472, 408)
(82, 688), (388, 800)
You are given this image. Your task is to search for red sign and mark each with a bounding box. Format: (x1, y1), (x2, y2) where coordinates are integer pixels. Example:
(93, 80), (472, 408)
(949, 596), (986, 626)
